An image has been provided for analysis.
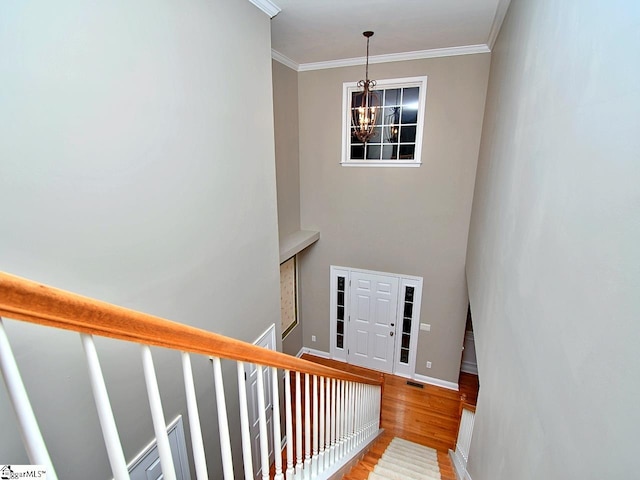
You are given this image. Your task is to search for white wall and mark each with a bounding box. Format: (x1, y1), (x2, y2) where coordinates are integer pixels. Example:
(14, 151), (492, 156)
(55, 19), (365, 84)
(466, 0), (640, 478)
(297, 55), (490, 383)
(0, 0), (280, 478)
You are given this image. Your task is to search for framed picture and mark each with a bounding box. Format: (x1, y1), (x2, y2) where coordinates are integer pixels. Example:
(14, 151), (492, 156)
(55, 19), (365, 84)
(280, 256), (298, 339)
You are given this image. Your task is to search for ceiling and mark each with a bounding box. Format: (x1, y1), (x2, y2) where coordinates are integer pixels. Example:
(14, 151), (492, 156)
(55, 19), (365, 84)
(269, 0), (511, 70)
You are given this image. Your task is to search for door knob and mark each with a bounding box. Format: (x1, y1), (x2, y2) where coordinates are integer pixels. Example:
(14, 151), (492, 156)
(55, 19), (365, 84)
(390, 332), (394, 336)
(390, 323), (395, 327)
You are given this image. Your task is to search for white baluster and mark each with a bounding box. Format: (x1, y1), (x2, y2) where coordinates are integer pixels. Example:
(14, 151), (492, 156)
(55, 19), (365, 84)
(256, 365), (270, 480)
(284, 370), (294, 480)
(212, 357), (234, 480)
(81, 334), (129, 480)
(335, 380), (342, 460)
(181, 352), (208, 480)
(370, 386), (376, 435)
(367, 386), (373, 436)
(304, 373), (311, 479)
(357, 383), (364, 443)
(324, 378), (330, 471)
(272, 367), (283, 480)
(0, 319), (58, 480)
(311, 375), (318, 477)
(353, 383), (362, 445)
(375, 386), (381, 430)
(363, 385), (368, 437)
(237, 362), (254, 480)
(295, 371), (303, 478)
(329, 378), (336, 466)
(344, 381), (350, 453)
(141, 345), (176, 480)
(346, 382), (352, 452)
(318, 377), (325, 474)
(375, 387), (382, 432)
(353, 383), (358, 445)
(341, 380), (347, 458)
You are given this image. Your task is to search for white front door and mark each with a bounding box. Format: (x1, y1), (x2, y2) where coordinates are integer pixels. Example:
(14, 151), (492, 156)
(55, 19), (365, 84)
(245, 325), (275, 480)
(348, 272), (399, 373)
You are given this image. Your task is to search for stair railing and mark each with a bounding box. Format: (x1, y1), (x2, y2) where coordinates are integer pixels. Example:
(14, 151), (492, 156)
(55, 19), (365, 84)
(0, 272), (383, 480)
(451, 395), (476, 480)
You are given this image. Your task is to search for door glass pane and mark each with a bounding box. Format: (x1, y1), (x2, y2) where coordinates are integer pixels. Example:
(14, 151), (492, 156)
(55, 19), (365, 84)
(405, 286), (414, 301)
(404, 302), (413, 318)
(400, 349), (409, 363)
(403, 318), (411, 333)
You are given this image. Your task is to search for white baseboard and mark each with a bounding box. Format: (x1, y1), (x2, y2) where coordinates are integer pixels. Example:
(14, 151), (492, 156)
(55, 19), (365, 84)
(413, 373), (459, 391)
(461, 361), (478, 375)
(297, 347), (331, 359)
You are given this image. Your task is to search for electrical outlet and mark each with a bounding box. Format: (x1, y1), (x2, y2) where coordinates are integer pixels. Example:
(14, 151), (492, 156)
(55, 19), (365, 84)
(426, 361), (432, 368)
(311, 335), (316, 342)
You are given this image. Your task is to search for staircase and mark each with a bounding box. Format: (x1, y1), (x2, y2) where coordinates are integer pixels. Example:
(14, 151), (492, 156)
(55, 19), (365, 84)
(0, 273), (478, 480)
(301, 356), (477, 480)
(342, 432), (456, 480)
(0, 273), (383, 480)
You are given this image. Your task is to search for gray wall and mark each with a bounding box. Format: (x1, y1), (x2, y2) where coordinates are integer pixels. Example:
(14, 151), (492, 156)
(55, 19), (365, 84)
(466, 0), (640, 478)
(272, 59), (304, 356)
(298, 55), (491, 382)
(0, 0), (280, 478)
(273, 60), (301, 240)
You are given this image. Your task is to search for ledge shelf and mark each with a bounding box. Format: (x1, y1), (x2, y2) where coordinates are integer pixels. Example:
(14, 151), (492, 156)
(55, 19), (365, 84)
(279, 230), (320, 264)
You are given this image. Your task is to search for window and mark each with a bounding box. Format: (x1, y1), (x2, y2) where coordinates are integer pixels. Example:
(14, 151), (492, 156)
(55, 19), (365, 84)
(342, 76), (427, 167)
(280, 256), (298, 338)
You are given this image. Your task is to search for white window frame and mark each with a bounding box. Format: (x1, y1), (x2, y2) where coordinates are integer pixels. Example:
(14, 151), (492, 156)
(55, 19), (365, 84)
(341, 76), (428, 168)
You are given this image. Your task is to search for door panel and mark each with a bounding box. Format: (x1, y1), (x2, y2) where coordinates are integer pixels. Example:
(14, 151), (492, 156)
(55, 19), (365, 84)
(348, 272), (399, 372)
(128, 417), (190, 480)
(245, 326), (275, 480)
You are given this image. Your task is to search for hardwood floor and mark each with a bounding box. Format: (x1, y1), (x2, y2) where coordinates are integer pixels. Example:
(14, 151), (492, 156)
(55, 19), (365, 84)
(301, 355), (479, 480)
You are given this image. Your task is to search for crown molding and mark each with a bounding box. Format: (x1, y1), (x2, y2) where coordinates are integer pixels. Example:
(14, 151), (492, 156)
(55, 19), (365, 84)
(296, 44), (491, 72)
(248, 0), (281, 19)
(271, 49), (299, 71)
(488, 0), (512, 49)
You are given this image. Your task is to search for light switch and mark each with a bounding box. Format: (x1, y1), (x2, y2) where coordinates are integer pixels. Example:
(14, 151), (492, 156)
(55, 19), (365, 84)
(420, 323), (431, 332)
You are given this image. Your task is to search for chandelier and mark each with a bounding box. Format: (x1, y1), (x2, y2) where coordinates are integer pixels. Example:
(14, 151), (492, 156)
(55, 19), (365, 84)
(352, 31), (378, 143)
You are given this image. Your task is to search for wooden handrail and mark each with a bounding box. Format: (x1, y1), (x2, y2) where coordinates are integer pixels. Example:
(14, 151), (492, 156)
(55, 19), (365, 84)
(460, 401), (476, 414)
(0, 272), (382, 386)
